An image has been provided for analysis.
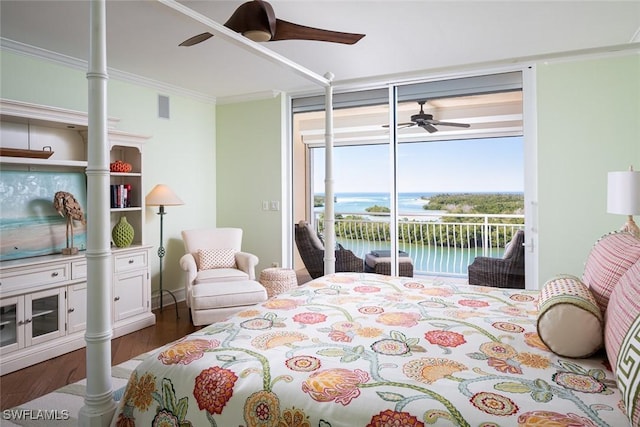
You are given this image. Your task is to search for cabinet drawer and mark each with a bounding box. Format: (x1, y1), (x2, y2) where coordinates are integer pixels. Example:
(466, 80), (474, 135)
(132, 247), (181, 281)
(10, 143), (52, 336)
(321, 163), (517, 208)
(71, 261), (87, 280)
(1, 264), (69, 292)
(114, 252), (147, 273)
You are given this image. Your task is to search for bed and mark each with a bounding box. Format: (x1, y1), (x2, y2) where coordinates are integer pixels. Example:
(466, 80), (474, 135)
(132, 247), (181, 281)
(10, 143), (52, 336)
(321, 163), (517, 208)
(111, 231), (640, 427)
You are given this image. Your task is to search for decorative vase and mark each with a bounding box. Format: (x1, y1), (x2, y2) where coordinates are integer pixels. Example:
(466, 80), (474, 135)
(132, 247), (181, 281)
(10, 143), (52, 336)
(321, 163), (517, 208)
(112, 216), (134, 248)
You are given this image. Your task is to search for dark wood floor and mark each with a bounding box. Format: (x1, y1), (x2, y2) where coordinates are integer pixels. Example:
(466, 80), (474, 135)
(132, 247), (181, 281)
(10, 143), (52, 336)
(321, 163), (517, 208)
(0, 301), (196, 410)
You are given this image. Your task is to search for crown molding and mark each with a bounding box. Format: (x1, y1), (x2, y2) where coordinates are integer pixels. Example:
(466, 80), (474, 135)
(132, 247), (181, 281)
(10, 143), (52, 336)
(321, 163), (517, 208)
(216, 90), (284, 105)
(1, 38), (216, 105)
(0, 97), (120, 129)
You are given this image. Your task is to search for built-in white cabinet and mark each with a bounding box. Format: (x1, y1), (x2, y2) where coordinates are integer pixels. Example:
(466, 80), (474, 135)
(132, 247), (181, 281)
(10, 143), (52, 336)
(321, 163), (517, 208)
(112, 246), (152, 334)
(0, 255), (88, 373)
(0, 99), (156, 375)
(0, 235), (156, 376)
(67, 282), (87, 334)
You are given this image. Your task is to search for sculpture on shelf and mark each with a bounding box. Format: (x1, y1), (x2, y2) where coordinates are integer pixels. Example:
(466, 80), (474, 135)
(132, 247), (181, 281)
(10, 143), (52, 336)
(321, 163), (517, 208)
(53, 191), (86, 255)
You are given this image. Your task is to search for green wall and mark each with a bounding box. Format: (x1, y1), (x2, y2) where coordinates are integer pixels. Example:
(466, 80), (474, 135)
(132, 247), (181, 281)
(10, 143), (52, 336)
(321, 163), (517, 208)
(0, 50), (217, 300)
(536, 52), (640, 282)
(215, 96), (285, 273)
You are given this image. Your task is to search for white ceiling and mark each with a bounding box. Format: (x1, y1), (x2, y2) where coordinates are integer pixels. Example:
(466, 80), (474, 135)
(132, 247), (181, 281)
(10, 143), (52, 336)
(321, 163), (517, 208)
(1, 1), (639, 102)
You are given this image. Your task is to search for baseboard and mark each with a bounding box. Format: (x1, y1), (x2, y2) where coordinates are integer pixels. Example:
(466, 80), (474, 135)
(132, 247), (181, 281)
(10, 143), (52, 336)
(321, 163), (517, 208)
(151, 287), (186, 310)
(113, 313), (156, 338)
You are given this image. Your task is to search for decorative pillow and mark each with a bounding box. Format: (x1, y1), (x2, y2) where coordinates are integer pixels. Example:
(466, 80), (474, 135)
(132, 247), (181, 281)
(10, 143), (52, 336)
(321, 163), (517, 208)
(198, 248), (236, 270)
(502, 230), (523, 259)
(616, 312), (640, 426)
(582, 231), (640, 314)
(605, 261), (640, 375)
(537, 275), (603, 358)
(299, 220), (324, 250)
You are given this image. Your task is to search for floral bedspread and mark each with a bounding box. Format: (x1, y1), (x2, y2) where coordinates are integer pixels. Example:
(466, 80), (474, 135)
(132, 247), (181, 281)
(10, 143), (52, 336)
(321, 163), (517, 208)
(111, 273), (627, 427)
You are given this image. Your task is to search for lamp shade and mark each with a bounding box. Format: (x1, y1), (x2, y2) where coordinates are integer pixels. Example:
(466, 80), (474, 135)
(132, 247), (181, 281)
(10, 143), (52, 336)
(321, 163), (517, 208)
(145, 184), (184, 207)
(607, 170), (640, 215)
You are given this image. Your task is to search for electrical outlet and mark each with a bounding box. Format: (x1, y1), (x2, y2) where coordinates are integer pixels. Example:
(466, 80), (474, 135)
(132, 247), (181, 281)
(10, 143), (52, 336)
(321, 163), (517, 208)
(262, 200), (269, 211)
(271, 262), (279, 268)
(270, 200), (279, 211)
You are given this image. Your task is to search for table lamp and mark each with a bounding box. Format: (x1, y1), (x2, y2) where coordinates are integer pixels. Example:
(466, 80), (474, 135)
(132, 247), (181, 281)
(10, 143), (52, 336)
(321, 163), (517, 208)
(607, 165), (640, 239)
(146, 184), (184, 317)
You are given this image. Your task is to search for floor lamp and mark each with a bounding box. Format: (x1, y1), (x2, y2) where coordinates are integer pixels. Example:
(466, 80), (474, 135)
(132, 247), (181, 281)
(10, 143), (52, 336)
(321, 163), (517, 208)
(146, 184), (184, 318)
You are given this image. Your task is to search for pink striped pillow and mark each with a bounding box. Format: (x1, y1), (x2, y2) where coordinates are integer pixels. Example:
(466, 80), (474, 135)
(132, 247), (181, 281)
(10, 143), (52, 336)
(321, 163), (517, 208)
(605, 261), (640, 375)
(582, 232), (640, 313)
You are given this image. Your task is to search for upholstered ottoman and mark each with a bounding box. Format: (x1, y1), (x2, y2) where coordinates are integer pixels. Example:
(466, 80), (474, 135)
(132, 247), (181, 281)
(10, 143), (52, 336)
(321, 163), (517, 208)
(260, 267), (298, 297)
(365, 251), (414, 277)
(190, 279), (267, 325)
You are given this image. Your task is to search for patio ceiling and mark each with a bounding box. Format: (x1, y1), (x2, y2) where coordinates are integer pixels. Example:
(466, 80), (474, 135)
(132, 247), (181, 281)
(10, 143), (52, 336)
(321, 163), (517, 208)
(297, 91), (523, 146)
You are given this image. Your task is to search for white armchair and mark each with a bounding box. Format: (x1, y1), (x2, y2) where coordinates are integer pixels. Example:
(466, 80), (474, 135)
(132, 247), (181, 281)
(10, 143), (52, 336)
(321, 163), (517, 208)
(179, 228), (266, 325)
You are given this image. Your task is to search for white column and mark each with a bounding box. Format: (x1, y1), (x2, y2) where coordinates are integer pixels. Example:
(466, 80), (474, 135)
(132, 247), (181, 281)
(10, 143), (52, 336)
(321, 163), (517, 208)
(323, 72), (336, 275)
(388, 86), (398, 276)
(79, 0), (115, 425)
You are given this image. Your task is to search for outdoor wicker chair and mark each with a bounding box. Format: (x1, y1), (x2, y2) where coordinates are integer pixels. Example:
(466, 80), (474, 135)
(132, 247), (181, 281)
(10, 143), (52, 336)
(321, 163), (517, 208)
(295, 220), (364, 279)
(467, 229), (525, 288)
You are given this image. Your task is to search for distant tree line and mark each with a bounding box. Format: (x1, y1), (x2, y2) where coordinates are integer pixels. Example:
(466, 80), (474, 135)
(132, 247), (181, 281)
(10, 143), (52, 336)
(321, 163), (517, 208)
(425, 193), (524, 215)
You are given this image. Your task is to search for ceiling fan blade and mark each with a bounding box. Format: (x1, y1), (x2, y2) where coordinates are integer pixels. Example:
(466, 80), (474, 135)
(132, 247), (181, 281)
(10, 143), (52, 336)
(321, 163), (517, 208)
(382, 122), (415, 129)
(272, 19), (365, 44)
(431, 121), (471, 128)
(419, 123), (439, 133)
(179, 32), (214, 47)
(398, 122), (416, 129)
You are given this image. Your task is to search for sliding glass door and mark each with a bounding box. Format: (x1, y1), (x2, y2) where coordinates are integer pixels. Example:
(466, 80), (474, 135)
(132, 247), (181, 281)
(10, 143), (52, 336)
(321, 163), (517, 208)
(292, 71), (526, 284)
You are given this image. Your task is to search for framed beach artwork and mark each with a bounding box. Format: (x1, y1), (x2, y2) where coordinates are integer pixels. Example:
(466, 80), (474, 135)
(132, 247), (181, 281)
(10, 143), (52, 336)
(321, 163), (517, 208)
(0, 171), (87, 261)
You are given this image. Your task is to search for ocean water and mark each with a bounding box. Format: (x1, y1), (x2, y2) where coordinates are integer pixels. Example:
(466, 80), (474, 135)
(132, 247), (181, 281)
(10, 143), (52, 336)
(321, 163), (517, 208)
(315, 192), (438, 215)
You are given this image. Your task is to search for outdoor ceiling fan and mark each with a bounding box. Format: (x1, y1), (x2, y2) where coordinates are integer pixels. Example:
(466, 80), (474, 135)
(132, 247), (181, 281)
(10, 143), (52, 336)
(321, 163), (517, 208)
(389, 100), (471, 133)
(179, 0), (365, 46)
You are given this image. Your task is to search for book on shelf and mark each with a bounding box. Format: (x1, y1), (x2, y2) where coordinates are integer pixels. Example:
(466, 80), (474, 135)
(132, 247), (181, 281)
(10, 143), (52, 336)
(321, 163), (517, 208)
(110, 184), (132, 208)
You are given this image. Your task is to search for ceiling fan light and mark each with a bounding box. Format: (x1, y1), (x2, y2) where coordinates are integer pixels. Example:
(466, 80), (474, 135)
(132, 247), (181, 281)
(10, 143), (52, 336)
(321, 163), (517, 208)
(243, 30), (272, 42)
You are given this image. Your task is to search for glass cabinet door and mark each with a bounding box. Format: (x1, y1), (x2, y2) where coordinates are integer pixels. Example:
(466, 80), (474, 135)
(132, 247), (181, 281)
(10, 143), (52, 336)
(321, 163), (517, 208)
(0, 296), (24, 354)
(26, 288), (65, 347)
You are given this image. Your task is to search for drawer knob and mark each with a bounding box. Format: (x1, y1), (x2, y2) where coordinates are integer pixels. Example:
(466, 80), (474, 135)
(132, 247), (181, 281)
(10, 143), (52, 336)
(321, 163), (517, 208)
(114, 296), (120, 301)
(51, 272), (59, 277)
(68, 308), (75, 313)
(25, 318), (32, 324)
(128, 259), (134, 264)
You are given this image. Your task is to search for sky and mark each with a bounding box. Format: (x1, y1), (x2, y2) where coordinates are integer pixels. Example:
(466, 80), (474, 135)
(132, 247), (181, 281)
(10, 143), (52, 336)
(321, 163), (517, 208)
(313, 136), (524, 194)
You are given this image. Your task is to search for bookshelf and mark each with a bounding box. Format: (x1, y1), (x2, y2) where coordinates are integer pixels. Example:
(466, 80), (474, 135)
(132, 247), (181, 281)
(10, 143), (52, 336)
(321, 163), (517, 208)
(0, 99), (155, 374)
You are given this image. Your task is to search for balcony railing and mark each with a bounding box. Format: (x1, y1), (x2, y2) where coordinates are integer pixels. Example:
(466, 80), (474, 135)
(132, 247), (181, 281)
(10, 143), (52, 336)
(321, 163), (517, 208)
(313, 212), (524, 277)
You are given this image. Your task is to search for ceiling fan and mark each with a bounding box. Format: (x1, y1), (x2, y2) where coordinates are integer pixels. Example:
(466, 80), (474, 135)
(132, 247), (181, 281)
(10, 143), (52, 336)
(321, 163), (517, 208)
(179, 0), (365, 46)
(390, 100), (471, 133)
